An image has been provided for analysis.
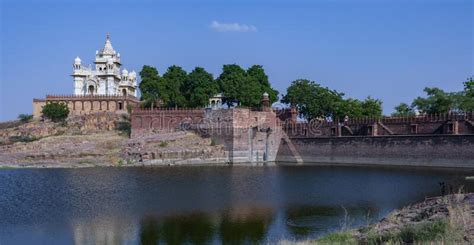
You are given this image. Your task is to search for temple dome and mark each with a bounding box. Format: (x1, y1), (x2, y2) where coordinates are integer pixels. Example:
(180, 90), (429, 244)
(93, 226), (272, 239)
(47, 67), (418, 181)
(74, 56), (81, 64)
(122, 69), (129, 76)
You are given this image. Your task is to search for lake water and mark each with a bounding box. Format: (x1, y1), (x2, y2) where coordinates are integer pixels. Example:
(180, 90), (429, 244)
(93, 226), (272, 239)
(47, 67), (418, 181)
(0, 165), (472, 244)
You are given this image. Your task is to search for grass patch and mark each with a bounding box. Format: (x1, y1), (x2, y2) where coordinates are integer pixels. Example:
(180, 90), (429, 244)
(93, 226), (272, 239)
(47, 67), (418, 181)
(159, 141), (168, 147)
(365, 218), (464, 244)
(316, 231), (357, 244)
(9, 135), (39, 143)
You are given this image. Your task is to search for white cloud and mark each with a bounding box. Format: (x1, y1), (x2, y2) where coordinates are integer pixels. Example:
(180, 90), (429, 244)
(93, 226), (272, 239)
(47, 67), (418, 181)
(210, 21), (258, 33)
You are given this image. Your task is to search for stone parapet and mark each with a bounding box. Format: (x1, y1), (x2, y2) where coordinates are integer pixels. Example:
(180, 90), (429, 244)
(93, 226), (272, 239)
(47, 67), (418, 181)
(32, 94), (140, 118)
(284, 113), (474, 137)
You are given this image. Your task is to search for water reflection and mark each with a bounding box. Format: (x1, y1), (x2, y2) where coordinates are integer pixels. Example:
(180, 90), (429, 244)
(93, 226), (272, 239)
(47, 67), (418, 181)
(73, 217), (135, 245)
(139, 207), (274, 244)
(0, 166), (472, 244)
(284, 205), (378, 238)
(140, 213), (215, 245)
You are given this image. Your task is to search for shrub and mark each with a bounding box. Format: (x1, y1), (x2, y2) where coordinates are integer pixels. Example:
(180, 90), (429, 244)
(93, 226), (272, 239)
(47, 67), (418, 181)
(42, 102), (69, 122)
(18, 114), (33, 123)
(9, 135), (38, 143)
(159, 141), (168, 147)
(210, 138), (217, 146)
(116, 121), (131, 136)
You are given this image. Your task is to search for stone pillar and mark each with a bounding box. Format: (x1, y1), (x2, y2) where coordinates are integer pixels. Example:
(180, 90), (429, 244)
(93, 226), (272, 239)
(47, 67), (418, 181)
(261, 92), (270, 111)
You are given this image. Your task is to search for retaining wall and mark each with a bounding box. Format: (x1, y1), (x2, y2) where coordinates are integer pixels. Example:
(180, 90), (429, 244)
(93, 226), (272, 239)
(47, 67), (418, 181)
(276, 135), (474, 168)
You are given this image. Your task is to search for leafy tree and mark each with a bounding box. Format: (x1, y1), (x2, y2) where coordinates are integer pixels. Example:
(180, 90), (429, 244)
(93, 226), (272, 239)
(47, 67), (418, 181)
(139, 65), (161, 108)
(412, 87), (456, 114)
(282, 79), (345, 121)
(392, 103), (415, 117)
(247, 65), (279, 104)
(42, 102), (69, 122)
(464, 76), (474, 97)
(18, 114), (33, 123)
(186, 67), (218, 107)
(361, 96), (383, 117)
(161, 65), (187, 108)
(282, 80), (382, 120)
(217, 64), (248, 107)
(461, 77), (474, 112)
(336, 98), (363, 118)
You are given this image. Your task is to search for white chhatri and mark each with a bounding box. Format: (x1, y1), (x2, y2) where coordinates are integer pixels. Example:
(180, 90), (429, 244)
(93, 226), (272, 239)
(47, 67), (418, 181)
(72, 34), (137, 97)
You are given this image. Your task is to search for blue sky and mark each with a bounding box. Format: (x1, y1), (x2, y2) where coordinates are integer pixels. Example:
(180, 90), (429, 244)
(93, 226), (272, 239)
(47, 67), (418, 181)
(1, 0), (472, 121)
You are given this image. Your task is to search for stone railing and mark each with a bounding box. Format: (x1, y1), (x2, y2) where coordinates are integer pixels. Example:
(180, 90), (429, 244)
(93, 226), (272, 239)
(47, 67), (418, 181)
(284, 112), (474, 126)
(46, 94), (139, 101)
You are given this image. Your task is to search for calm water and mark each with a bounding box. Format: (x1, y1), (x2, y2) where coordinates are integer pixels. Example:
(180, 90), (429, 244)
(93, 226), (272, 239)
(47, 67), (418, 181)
(0, 165), (472, 244)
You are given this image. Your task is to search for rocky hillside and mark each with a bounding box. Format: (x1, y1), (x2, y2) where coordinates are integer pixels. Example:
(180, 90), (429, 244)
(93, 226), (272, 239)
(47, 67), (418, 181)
(0, 113), (227, 168)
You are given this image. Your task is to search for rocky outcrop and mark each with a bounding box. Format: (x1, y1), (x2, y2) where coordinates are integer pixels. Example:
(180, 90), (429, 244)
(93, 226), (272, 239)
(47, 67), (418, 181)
(122, 131), (228, 165)
(355, 193), (473, 243)
(0, 112), (229, 167)
(0, 112), (128, 145)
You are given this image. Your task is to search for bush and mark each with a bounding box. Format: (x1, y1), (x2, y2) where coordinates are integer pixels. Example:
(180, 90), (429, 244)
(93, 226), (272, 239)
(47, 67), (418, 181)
(116, 121), (131, 136)
(9, 135), (38, 143)
(210, 138), (217, 146)
(42, 102), (69, 122)
(159, 141), (168, 147)
(18, 114), (33, 123)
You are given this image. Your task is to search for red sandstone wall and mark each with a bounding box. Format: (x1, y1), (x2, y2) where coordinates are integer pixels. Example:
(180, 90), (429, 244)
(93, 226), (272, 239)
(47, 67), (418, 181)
(284, 113), (474, 137)
(276, 135), (474, 168)
(130, 108), (205, 137)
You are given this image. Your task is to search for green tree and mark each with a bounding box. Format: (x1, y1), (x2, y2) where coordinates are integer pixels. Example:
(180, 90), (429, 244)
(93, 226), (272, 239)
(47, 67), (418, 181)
(186, 67), (218, 107)
(282, 79), (383, 120)
(247, 65), (279, 104)
(392, 103), (415, 117)
(461, 77), (474, 112)
(282, 79), (345, 121)
(18, 114), (33, 123)
(42, 102), (69, 122)
(412, 87), (455, 114)
(464, 76), (474, 97)
(217, 64), (248, 107)
(161, 65), (188, 108)
(336, 98), (364, 118)
(139, 65), (161, 108)
(361, 96), (383, 117)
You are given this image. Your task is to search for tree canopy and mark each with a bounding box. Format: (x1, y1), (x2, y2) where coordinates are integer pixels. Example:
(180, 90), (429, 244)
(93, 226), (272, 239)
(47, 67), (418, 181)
(391, 77), (473, 115)
(216, 64), (247, 107)
(42, 102), (69, 122)
(138, 65), (161, 108)
(186, 67), (219, 107)
(139, 64), (279, 108)
(391, 103), (415, 117)
(161, 65), (188, 108)
(281, 79), (383, 121)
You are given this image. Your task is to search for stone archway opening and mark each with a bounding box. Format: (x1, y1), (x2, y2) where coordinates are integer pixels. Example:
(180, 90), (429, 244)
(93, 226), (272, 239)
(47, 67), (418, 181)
(122, 89), (127, 96)
(88, 85), (95, 95)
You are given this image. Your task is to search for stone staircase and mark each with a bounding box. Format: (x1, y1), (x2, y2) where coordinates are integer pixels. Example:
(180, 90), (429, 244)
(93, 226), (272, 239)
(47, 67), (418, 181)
(281, 133), (303, 164)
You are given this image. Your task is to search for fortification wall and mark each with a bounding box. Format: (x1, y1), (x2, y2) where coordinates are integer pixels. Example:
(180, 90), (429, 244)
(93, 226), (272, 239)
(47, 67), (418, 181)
(276, 135), (474, 168)
(130, 108), (283, 163)
(32, 95), (139, 118)
(130, 108), (205, 138)
(284, 113), (474, 137)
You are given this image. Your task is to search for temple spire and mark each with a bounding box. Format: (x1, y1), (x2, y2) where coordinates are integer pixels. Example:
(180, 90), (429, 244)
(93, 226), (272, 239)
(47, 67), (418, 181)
(101, 33), (115, 55)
